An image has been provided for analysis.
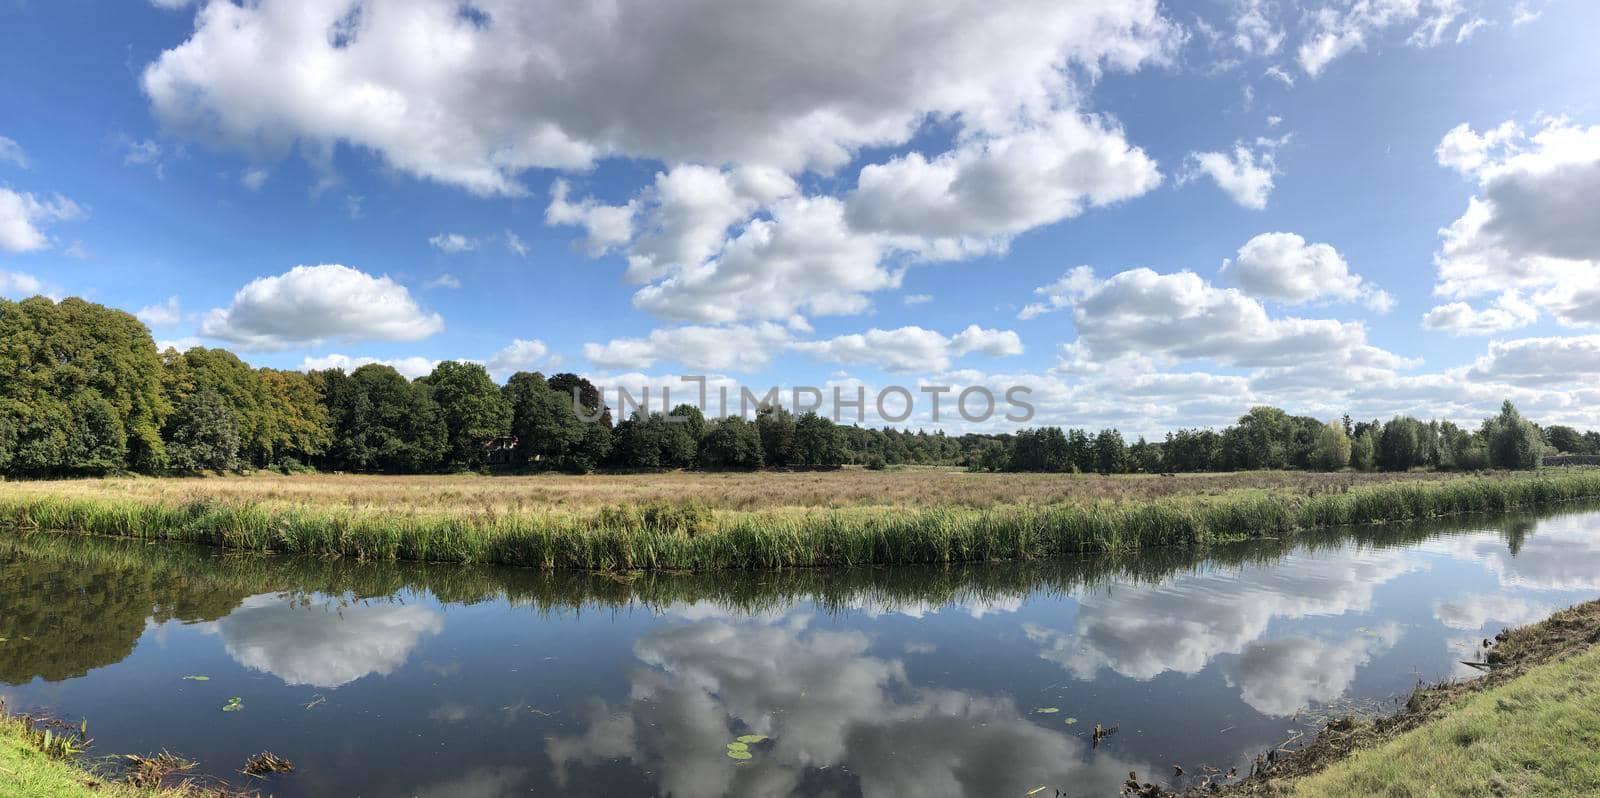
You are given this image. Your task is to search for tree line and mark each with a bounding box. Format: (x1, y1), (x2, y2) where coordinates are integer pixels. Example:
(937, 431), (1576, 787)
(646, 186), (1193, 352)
(1, 296), (1592, 477)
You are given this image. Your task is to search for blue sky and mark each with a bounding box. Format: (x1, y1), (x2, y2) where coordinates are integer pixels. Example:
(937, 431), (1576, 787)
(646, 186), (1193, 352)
(2, 0), (1598, 434)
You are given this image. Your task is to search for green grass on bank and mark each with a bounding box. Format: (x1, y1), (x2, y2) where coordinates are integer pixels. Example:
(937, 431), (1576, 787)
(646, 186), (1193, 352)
(0, 721), (151, 798)
(1291, 644), (1600, 797)
(2, 471), (1599, 569)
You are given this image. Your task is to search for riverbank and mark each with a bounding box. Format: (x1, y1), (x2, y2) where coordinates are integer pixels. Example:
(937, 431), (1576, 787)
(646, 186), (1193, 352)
(0, 701), (197, 797)
(2, 470), (1598, 569)
(1196, 599), (1600, 797)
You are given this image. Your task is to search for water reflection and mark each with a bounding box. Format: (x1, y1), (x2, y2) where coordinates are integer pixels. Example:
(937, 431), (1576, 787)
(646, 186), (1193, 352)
(211, 595), (443, 688)
(1024, 549), (1419, 681)
(546, 615), (1147, 797)
(0, 505), (1596, 798)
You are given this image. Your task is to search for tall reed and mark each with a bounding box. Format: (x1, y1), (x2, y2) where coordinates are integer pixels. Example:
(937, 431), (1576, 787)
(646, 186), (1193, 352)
(2, 471), (1598, 570)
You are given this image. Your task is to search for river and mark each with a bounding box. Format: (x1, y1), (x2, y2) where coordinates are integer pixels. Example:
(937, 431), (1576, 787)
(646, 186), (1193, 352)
(3, 504), (1598, 796)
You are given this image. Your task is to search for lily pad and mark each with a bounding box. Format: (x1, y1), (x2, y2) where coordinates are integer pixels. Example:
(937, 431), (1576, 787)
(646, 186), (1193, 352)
(1034, 707), (1060, 714)
(1064, 717), (1079, 725)
(222, 697), (244, 713)
(182, 675), (210, 681)
(726, 742), (749, 753)
(735, 734), (769, 744)
(726, 749), (752, 760)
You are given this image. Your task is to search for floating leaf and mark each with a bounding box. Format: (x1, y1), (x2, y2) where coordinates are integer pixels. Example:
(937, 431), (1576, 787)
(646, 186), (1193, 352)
(726, 742), (749, 753)
(1034, 707), (1060, 714)
(222, 697), (244, 713)
(726, 749), (752, 760)
(1064, 717), (1078, 726)
(735, 734), (769, 744)
(1026, 788), (1048, 797)
(182, 675), (210, 681)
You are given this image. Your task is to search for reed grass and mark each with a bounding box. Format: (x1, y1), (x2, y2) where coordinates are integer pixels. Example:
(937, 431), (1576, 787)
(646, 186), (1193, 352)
(2, 471), (1598, 570)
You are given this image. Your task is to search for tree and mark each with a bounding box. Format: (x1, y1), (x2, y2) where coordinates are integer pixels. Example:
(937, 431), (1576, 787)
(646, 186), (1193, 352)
(793, 412), (846, 469)
(258, 369), (331, 466)
(1092, 428), (1127, 474)
(1226, 406), (1293, 470)
(0, 297), (168, 475)
(756, 405), (796, 468)
(164, 388), (241, 473)
(1484, 400), (1542, 470)
(662, 404), (705, 468)
(1310, 420), (1352, 471)
(699, 416), (764, 470)
(1351, 427), (1378, 472)
(318, 365), (447, 473)
(421, 361), (512, 468)
(1543, 425), (1584, 454)
(1128, 436), (1162, 473)
(160, 347), (269, 465)
(1378, 416), (1424, 472)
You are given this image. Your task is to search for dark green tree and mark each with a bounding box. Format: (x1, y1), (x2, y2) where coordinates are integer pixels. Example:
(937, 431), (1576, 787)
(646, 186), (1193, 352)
(164, 387), (242, 473)
(421, 361), (512, 468)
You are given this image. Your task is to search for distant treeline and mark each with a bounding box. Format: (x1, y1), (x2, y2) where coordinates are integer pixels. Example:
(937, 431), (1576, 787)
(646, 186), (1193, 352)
(1, 296), (1594, 477)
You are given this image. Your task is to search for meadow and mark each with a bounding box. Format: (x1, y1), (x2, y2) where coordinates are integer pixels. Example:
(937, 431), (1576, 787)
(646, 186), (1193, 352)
(3, 468), (1599, 570)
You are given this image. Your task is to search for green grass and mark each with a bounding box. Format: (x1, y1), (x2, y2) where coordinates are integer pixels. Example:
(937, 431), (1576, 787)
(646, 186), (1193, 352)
(0, 715), (171, 798)
(2, 471), (1598, 569)
(1291, 644), (1600, 797)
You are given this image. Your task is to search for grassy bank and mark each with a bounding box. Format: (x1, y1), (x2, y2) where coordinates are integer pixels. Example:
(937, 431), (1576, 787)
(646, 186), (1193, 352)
(1213, 599), (1600, 797)
(2, 470), (1597, 569)
(0, 702), (192, 797)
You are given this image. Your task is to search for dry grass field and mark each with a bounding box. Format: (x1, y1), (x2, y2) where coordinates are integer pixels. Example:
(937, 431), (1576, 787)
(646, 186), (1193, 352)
(0, 467), (1484, 514)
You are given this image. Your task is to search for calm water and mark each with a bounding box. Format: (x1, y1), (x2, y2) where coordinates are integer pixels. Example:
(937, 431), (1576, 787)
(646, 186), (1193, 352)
(3, 506), (1599, 797)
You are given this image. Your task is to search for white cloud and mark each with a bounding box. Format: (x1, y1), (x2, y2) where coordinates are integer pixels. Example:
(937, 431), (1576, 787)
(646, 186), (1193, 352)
(0, 188), (84, 253)
(544, 180), (637, 257)
(0, 268), (47, 299)
(1298, 0), (1478, 77)
(584, 323), (793, 372)
(1184, 143), (1276, 209)
(149, 0), (194, 8)
(1422, 292), (1537, 335)
(0, 136), (26, 168)
(845, 111), (1162, 242)
(200, 263), (444, 351)
(300, 353), (441, 380)
(1466, 334), (1600, 386)
(1230, 0), (1286, 55)
(1431, 119), (1600, 328)
(1224, 232), (1391, 310)
(1226, 626), (1401, 717)
(504, 230), (528, 257)
(793, 325), (1023, 373)
(136, 296), (183, 327)
(902, 294), (932, 306)
(424, 274), (461, 290)
(142, 0), (1179, 195)
(428, 233), (478, 253)
(485, 338), (550, 375)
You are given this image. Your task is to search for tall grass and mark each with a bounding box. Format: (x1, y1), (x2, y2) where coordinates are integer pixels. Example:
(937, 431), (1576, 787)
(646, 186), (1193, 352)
(1, 472), (1598, 570)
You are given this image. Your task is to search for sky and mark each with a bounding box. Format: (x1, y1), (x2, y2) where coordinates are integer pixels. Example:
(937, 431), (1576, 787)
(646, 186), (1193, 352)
(1, 0), (1598, 436)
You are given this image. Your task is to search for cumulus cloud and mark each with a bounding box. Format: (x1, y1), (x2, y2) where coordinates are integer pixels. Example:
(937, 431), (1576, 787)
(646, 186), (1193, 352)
(428, 233), (477, 253)
(1422, 292), (1537, 335)
(136, 296), (182, 327)
(1183, 143), (1276, 209)
(1465, 334), (1600, 386)
(584, 323), (793, 372)
(1041, 266), (1412, 373)
(792, 325), (1023, 373)
(1225, 625), (1401, 717)
(845, 111), (1162, 241)
(300, 353), (441, 379)
(141, 0), (1179, 194)
(1430, 118), (1600, 330)
(484, 338), (550, 375)
(0, 188), (84, 253)
(1224, 232), (1392, 310)
(200, 264), (444, 351)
